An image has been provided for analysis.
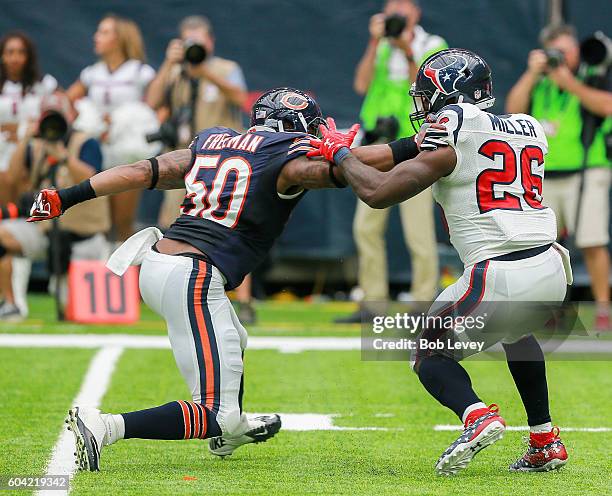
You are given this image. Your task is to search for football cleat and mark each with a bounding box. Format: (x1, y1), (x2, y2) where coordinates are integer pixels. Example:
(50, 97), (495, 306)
(66, 407), (107, 471)
(435, 404), (506, 476)
(208, 414), (281, 457)
(509, 426), (568, 472)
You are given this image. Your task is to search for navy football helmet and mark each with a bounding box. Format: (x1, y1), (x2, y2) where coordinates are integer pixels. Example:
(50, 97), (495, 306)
(409, 48), (495, 130)
(250, 87), (325, 137)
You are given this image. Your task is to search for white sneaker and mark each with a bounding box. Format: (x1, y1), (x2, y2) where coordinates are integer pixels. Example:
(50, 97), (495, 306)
(208, 414), (281, 457)
(66, 407), (107, 471)
(0, 302), (23, 322)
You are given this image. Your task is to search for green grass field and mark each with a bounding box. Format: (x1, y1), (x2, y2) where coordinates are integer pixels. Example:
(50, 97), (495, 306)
(1, 295), (611, 495)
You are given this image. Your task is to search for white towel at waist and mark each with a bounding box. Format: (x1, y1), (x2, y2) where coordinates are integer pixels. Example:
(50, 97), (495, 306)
(106, 227), (163, 276)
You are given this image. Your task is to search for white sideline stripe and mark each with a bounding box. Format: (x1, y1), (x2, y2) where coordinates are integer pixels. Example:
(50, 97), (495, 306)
(434, 425), (612, 432)
(2, 333), (612, 353)
(0, 334), (361, 353)
(249, 413), (396, 431)
(36, 346), (124, 496)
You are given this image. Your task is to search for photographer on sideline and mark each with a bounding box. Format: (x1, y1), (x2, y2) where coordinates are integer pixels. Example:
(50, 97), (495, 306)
(507, 24), (612, 330)
(337, 0), (447, 323)
(146, 15), (247, 229)
(0, 93), (110, 321)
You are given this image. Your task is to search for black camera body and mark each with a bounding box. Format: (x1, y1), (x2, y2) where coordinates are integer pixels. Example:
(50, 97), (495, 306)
(363, 116), (400, 145)
(146, 105), (193, 148)
(184, 40), (207, 65)
(544, 48), (565, 69)
(384, 14), (407, 38)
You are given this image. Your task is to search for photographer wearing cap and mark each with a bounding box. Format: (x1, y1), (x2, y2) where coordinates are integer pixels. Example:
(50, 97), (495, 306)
(339, 0), (447, 323)
(507, 24), (612, 330)
(146, 15), (248, 228)
(0, 92), (110, 321)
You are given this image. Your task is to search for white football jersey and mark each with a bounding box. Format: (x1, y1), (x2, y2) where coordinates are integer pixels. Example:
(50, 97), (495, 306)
(80, 59), (155, 114)
(431, 103), (557, 267)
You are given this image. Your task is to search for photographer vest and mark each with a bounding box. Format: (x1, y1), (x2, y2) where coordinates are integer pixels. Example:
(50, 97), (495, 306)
(530, 76), (611, 172)
(29, 132), (111, 236)
(360, 26), (447, 139)
(168, 57), (244, 147)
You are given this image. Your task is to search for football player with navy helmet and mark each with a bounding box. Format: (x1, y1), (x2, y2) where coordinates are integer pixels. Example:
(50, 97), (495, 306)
(311, 48), (570, 475)
(27, 86), (447, 471)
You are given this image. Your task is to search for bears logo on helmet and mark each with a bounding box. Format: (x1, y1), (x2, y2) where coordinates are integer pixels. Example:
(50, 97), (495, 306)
(250, 87), (325, 136)
(280, 93), (309, 111)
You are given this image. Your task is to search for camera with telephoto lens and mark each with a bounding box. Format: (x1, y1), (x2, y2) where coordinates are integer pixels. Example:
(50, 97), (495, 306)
(544, 48), (565, 68)
(38, 111), (68, 142)
(363, 116), (400, 145)
(146, 105), (193, 148)
(384, 14), (407, 38)
(184, 40), (207, 64)
(580, 31), (612, 68)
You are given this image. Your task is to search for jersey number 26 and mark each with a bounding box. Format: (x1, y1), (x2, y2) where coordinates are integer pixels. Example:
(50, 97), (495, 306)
(476, 139), (545, 214)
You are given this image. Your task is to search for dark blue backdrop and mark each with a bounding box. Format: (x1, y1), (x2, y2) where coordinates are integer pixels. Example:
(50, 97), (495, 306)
(3, 1), (610, 286)
(4, 0), (609, 124)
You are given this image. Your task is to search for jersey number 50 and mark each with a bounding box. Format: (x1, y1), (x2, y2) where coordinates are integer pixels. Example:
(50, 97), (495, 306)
(476, 140), (545, 214)
(182, 155), (252, 228)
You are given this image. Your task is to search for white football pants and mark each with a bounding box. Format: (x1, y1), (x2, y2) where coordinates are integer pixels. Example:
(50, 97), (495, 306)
(138, 248), (247, 434)
(414, 243), (571, 367)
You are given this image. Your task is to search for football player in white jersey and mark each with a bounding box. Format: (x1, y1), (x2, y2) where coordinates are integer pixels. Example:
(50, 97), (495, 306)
(310, 48), (571, 475)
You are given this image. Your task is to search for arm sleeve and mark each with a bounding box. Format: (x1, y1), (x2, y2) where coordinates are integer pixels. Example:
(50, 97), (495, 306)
(78, 138), (103, 173)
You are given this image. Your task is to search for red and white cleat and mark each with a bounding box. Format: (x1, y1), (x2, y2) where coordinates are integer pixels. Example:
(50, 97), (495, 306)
(509, 426), (568, 472)
(435, 404), (506, 476)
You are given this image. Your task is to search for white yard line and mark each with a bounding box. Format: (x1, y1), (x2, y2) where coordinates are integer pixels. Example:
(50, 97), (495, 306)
(434, 425), (612, 432)
(1, 333), (612, 353)
(249, 413), (397, 431)
(36, 346), (124, 496)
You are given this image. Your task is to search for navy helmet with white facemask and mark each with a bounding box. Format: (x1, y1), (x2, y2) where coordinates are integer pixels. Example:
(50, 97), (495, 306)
(410, 48), (495, 131)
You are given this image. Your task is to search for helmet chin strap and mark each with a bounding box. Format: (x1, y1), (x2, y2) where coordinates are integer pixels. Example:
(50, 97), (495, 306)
(475, 96), (496, 110)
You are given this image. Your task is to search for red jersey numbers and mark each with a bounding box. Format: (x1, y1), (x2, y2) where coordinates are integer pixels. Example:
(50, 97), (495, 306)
(182, 155), (252, 228)
(476, 140), (545, 214)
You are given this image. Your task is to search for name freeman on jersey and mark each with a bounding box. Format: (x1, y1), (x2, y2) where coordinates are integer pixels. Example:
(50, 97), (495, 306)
(200, 132), (265, 154)
(487, 114), (537, 138)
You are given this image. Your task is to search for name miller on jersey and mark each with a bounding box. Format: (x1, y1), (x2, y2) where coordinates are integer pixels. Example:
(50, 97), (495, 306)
(487, 114), (537, 138)
(200, 132), (265, 153)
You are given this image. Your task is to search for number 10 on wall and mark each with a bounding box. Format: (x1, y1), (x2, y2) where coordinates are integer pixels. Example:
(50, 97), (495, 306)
(66, 261), (140, 324)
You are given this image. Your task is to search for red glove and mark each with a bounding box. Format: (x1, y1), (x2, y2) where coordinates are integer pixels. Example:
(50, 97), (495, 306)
(27, 189), (63, 222)
(307, 117), (360, 163)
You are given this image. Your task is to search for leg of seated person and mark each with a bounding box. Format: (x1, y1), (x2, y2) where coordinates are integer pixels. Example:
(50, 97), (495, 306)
(0, 256), (14, 304)
(0, 225), (25, 255)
